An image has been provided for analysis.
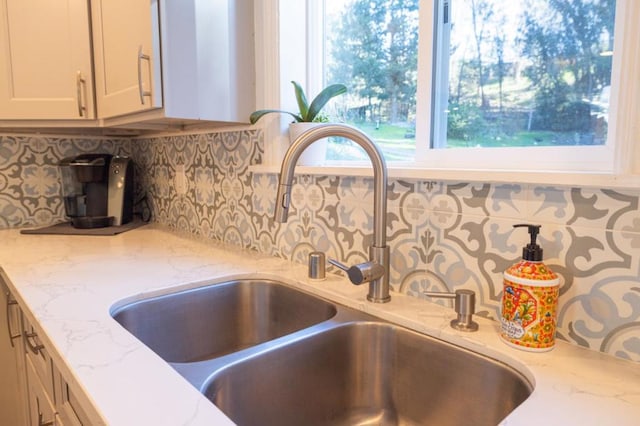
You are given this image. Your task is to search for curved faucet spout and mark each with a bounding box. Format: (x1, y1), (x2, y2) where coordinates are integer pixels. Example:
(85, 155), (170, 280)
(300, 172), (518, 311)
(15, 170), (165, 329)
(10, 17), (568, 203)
(274, 124), (387, 246)
(274, 123), (390, 303)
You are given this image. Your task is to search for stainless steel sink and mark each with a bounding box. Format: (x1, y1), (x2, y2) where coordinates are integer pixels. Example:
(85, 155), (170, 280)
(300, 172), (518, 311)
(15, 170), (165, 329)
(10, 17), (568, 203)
(204, 322), (533, 426)
(111, 279), (337, 362)
(112, 279), (533, 425)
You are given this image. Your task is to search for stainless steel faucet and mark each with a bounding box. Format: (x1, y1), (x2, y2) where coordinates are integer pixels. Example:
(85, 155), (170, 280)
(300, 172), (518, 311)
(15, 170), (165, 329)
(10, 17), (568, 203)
(274, 124), (391, 303)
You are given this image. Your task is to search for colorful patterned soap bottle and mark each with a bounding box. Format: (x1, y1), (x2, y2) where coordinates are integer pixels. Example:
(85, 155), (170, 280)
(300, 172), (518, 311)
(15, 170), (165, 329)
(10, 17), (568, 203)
(500, 224), (560, 352)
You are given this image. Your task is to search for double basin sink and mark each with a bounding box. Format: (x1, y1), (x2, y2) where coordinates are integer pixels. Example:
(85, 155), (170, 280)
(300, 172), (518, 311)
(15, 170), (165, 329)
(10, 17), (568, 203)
(111, 279), (532, 425)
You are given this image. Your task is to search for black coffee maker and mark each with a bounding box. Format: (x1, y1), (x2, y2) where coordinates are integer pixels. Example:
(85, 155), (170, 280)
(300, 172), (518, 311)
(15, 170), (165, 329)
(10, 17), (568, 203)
(59, 154), (134, 229)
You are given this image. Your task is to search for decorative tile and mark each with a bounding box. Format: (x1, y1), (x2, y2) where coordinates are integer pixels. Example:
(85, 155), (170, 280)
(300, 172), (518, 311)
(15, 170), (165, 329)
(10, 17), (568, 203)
(528, 185), (571, 224)
(0, 134), (129, 229)
(2, 129), (639, 361)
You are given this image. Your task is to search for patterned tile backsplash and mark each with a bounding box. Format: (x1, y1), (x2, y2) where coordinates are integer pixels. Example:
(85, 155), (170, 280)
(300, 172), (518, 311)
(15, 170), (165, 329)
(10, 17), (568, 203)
(2, 131), (639, 361)
(0, 134), (130, 228)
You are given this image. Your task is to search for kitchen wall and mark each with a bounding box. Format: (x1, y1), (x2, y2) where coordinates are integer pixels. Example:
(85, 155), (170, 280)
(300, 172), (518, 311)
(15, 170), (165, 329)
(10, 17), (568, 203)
(2, 131), (639, 361)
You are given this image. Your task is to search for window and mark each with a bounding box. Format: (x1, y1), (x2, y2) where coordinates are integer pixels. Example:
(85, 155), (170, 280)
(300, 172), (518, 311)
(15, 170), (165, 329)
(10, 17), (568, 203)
(432, 0), (615, 150)
(257, 0), (639, 179)
(323, 0), (419, 162)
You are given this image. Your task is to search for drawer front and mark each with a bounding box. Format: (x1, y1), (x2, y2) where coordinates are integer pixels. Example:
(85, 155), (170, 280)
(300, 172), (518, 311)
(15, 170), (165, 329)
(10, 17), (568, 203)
(26, 355), (57, 426)
(23, 317), (55, 400)
(54, 367), (89, 426)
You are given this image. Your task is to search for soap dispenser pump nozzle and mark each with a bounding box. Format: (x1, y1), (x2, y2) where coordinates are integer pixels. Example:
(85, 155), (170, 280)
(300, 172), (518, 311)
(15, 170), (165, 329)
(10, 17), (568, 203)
(513, 223), (543, 262)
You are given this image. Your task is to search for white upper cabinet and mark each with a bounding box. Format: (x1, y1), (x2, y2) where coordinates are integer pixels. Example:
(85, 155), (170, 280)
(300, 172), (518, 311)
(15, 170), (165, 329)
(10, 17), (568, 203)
(96, 0), (256, 129)
(0, 0), (95, 120)
(91, 0), (161, 119)
(0, 0), (254, 130)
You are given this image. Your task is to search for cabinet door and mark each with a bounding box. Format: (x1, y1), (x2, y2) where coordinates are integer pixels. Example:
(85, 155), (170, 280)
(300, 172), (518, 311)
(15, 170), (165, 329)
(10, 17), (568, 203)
(26, 356), (58, 426)
(0, 279), (29, 426)
(54, 370), (91, 426)
(91, 0), (162, 118)
(0, 0), (94, 119)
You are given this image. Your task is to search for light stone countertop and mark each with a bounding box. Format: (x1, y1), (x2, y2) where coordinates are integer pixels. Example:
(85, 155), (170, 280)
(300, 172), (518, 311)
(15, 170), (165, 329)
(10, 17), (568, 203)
(1, 225), (638, 425)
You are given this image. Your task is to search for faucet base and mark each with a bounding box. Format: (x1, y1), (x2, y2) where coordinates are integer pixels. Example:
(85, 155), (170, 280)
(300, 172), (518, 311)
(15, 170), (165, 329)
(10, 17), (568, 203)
(367, 245), (391, 303)
(366, 293), (391, 304)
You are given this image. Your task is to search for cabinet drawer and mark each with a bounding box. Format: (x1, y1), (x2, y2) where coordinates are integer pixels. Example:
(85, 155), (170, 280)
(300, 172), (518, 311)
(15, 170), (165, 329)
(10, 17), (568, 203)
(54, 368), (90, 426)
(25, 355), (57, 426)
(23, 317), (55, 400)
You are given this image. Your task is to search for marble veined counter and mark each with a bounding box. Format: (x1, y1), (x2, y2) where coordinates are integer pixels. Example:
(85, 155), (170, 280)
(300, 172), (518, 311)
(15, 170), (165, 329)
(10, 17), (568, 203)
(1, 225), (638, 425)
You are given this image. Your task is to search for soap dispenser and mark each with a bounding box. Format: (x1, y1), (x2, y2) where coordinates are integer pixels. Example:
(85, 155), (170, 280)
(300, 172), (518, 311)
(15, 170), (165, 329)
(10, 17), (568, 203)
(500, 224), (560, 352)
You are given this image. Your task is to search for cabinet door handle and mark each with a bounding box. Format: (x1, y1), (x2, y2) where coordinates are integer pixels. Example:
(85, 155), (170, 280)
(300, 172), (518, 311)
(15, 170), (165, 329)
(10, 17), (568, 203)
(5, 290), (20, 348)
(25, 331), (44, 355)
(137, 45), (152, 105)
(76, 71), (86, 117)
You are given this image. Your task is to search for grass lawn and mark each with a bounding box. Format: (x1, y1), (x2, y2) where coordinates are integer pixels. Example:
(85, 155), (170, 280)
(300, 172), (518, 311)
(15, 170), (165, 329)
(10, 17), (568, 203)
(327, 122), (416, 161)
(326, 122), (601, 161)
(447, 131), (598, 148)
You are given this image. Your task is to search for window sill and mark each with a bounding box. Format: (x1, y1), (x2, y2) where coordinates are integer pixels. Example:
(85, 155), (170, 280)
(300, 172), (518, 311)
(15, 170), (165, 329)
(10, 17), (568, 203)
(249, 164), (640, 189)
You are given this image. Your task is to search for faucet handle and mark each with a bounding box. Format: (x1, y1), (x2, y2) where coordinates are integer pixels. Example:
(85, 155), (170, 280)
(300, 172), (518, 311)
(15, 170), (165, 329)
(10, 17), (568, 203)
(423, 289), (479, 332)
(328, 259), (384, 286)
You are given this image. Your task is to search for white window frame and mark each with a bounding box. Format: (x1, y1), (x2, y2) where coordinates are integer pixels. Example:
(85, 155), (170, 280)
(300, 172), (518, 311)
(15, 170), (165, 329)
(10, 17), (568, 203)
(252, 0), (640, 188)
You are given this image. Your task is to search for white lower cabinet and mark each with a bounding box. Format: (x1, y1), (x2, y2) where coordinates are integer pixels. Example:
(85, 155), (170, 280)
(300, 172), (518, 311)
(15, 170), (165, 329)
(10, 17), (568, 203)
(54, 368), (91, 426)
(0, 278), (29, 426)
(25, 357), (89, 426)
(25, 355), (57, 426)
(22, 311), (92, 426)
(16, 308), (96, 426)
(24, 321), (55, 403)
(3, 269), (96, 426)
(23, 316), (57, 426)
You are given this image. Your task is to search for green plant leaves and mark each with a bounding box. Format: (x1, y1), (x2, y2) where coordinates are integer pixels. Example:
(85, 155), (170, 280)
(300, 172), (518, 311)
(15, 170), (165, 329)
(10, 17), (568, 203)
(291, 81), (309, 121)
(306, 83), (347, 122)
(248, 81), (347, 123)
(249, 109), (303, 124)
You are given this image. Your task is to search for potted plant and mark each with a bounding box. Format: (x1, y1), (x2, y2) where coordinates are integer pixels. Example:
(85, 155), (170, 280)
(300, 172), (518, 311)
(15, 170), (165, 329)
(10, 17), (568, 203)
(250, 81), (347, 166)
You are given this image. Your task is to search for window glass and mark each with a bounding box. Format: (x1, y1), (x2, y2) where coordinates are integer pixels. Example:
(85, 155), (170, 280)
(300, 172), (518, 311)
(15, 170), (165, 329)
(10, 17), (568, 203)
(324, 0), (419, 161)
(437, 0), (615, 149)
(322, 0), (616, 161)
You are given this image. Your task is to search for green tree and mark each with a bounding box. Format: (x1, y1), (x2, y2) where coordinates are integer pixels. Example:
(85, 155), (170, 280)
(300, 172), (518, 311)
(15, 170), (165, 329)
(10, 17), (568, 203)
(493, 15), (507, 115)
(520, 0), (615, 134)
(384, 0), (419, 122)
(328, 0), (387, 122)
(469, 0), (495, 109)
(327, 0), (419, 124)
